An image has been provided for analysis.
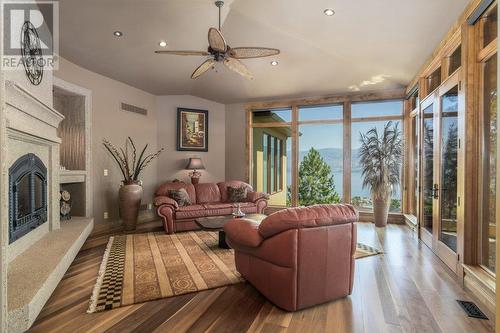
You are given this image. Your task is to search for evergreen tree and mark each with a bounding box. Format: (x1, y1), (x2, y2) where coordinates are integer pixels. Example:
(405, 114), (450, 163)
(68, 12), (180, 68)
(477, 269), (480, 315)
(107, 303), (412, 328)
(289, 148), (341, 206)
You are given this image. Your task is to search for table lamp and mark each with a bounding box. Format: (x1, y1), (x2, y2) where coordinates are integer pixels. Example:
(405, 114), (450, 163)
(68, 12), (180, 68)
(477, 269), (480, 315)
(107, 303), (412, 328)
(185, 157), (205, 184)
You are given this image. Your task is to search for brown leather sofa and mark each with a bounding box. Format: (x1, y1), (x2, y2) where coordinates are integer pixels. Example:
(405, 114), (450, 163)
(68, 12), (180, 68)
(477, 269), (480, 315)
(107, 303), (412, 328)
(224, 204), (358, 311)
(154, 180), (269, 234)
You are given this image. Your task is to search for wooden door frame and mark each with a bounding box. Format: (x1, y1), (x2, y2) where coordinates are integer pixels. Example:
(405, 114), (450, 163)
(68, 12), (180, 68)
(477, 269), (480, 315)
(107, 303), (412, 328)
(434, 70), (463, 274)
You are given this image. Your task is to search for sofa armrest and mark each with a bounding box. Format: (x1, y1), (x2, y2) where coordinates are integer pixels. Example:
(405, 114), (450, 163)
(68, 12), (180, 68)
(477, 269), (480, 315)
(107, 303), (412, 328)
(224, 218), (264, 248)
(154, 196), (178, 210)
(247, 191), (269, 203)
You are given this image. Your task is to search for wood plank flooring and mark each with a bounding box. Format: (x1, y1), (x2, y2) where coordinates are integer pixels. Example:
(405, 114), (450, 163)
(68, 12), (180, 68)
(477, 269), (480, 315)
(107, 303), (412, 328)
(27, 222), (495, 333)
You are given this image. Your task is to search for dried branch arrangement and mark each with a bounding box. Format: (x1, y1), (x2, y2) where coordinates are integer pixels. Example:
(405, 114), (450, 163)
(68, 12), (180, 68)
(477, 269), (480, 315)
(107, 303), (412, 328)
(103, 137), (164, 184)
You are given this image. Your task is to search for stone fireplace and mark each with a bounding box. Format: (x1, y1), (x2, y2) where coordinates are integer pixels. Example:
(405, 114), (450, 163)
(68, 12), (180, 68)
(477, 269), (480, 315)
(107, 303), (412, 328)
(2, 80), (93, 333)
(8, 153), (48, 244)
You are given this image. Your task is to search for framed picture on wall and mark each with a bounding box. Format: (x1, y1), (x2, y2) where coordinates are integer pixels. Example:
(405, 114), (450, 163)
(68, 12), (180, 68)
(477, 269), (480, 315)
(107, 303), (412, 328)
(177, 108), (208, 151)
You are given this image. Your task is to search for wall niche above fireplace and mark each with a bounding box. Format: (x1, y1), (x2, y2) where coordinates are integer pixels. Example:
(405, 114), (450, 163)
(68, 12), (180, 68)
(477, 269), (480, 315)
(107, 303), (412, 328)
(8, 153), (48, 244)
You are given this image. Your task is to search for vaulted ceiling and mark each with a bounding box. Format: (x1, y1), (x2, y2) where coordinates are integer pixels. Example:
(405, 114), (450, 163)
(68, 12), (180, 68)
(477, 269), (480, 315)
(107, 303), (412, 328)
(58, 0), (470, 103)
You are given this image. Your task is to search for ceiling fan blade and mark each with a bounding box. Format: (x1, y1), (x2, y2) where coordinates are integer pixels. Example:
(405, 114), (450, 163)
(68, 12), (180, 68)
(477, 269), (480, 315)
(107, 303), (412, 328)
(208, 27), (227, 52)
(224, 58), (253, 80)
(229, 47), (280, 59)
(191, 59), (216, 79)
(155, 50), (210, 56)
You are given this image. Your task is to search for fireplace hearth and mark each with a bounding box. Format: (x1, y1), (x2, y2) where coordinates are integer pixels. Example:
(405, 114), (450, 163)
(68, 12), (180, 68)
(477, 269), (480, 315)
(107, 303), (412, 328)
(9, 153), (48, 244)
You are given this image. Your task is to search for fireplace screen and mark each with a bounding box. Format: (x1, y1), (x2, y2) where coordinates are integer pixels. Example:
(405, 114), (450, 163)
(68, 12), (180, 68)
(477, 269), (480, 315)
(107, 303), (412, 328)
(9, 153), (47, 243)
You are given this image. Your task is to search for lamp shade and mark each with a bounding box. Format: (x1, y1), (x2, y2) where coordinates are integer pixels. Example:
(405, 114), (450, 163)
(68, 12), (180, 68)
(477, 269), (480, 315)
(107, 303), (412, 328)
(185, 157), (205, 170)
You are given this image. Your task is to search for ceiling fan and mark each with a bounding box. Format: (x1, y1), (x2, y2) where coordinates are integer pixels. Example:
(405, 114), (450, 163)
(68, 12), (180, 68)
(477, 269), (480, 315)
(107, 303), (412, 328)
(155, 0), (280, 80)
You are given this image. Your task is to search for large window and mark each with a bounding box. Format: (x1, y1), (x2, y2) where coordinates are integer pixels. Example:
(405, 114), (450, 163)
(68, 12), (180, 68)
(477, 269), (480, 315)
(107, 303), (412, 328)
(250, 100), (404, 212)
(351, 101), (404, 212)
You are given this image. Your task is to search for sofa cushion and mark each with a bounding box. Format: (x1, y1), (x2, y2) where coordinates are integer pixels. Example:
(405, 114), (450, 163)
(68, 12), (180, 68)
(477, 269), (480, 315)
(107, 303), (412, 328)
(168, 188), (192, 206)
(227, 186), (248, 202)
(259, 204), (358, 239)
(176, 206), (234, 219)
(156, 182), (196, 204)
(176, 209), (211, 219)
(177, 204), (205, 211)
(233, 202), (255, 208)
(194, 183), (221, 204)
(203, 203), (233, 210)
(218, 181), (253, 203)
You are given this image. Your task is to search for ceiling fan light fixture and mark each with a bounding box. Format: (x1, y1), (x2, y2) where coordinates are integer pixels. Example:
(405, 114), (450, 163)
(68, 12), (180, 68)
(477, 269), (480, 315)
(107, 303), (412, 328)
(158, 41), (167, 47)
(113, 31), (123, 37)
(323, 8), (335, 16)
(155, 0), (280, 80)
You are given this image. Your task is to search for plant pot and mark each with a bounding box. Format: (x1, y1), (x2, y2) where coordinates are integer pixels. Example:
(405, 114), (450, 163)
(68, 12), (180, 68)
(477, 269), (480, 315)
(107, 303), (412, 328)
(119, 182), (143, 231)
(373, 196), (390, 228)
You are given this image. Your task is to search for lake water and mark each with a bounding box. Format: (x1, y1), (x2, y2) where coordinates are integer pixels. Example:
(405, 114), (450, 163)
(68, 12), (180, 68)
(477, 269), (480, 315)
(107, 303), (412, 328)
(288, 169), (400, 199)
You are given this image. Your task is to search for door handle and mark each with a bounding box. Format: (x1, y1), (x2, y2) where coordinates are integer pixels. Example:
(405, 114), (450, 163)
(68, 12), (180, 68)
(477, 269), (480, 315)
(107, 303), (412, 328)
(432, 184), (439, 199)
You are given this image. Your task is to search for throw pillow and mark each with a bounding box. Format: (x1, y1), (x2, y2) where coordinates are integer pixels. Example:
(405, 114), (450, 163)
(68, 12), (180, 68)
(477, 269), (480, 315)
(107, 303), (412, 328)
(167, 188), (192, 206)
(227, 186), (247, 203)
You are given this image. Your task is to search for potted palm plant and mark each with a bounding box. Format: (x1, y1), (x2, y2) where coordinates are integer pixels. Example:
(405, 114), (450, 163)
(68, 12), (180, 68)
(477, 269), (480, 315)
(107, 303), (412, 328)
(358, 122), (402, 227)
(103, 137), (164, 231)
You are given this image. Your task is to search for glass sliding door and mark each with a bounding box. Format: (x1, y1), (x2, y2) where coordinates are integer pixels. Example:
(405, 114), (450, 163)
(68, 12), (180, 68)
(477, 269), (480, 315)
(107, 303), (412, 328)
(439, 86), (459, 252)
(419, 71), (462, 272)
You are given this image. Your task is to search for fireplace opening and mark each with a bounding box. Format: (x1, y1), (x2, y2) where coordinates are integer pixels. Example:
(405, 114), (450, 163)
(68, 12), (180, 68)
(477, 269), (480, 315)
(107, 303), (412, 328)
(9, 153), (47, 243)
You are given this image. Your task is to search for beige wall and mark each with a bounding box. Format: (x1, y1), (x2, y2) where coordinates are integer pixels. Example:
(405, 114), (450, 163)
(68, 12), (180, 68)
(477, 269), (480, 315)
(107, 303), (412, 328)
(156, 95), (226, 184)
(225, 103), (247, 181)
(55, 58), (158, 223)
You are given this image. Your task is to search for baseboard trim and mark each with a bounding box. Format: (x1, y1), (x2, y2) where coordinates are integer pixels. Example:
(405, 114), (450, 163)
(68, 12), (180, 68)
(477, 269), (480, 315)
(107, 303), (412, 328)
(463, 264), (496, 315)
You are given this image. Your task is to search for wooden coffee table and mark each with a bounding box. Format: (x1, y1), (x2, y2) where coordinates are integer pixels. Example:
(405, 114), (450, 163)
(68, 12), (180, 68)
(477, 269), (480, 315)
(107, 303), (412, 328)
(195, 214), (267, 249)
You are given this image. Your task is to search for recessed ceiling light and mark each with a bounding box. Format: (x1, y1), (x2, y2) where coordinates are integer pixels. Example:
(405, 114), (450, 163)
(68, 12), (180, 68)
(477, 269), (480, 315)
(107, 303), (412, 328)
(324, 8), (335, 16)
(270, 60), (278, 66)
(113, 31), (123, 37)
(158, 41), (167, 47)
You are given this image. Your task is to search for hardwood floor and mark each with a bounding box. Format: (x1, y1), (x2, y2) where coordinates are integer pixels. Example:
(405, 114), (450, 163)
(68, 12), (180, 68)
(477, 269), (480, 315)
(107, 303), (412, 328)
(27, 222), (495, 333)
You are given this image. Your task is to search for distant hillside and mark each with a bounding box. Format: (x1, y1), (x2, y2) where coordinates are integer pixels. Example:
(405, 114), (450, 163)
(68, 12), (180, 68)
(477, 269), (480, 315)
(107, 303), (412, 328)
(287, 148), (362, 172)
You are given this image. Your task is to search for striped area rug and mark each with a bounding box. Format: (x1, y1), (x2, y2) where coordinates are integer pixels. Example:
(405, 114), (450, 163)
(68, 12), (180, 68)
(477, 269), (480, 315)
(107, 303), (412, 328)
(88, 231), (381, 313)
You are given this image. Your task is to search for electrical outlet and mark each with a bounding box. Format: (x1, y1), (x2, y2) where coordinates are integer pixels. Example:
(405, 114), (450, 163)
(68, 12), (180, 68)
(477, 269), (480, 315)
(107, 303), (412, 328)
(147, 203), (153, 210)
(104, 169), (108, 176)
(103, 211), (108, 219)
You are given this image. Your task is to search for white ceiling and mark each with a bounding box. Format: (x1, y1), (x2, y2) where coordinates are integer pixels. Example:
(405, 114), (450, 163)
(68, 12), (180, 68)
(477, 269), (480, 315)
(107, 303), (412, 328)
(58, 0), (470, 103)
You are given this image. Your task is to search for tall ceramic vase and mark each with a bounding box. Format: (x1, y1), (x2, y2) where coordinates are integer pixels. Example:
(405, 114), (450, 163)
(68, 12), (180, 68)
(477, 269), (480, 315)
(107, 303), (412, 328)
(119, 181), (143, 231)
(373, 195), (390, 228)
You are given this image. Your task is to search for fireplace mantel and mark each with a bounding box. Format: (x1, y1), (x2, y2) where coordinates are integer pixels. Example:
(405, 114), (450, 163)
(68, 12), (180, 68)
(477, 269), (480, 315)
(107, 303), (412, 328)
(5, 81), (64, 143)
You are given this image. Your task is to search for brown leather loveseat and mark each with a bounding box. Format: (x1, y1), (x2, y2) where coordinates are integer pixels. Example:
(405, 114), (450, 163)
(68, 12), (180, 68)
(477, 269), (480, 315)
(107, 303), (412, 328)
(154, 180), (269, 234)
(224, 204), (358, 311)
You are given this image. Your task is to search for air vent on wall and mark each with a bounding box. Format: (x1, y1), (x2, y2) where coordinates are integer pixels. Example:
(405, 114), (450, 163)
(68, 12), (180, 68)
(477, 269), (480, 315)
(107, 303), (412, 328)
(121, 102), (147, 116)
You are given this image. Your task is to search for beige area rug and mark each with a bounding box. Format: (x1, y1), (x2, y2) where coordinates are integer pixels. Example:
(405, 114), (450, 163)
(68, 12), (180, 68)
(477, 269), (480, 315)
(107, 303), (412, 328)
(88, 231), (382, 313)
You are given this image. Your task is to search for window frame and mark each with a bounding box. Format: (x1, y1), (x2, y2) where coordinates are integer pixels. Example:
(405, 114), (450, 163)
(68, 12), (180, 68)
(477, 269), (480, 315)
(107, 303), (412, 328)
(476, 4), (498, 275)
